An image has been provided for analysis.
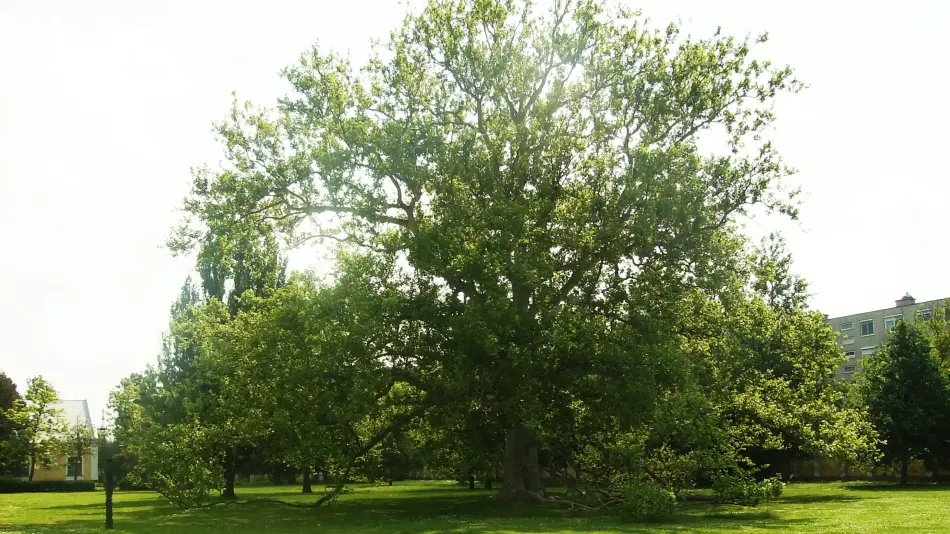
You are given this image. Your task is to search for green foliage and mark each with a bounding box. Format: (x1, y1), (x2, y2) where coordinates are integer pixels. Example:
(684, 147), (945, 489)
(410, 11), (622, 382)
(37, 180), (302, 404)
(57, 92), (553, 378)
(0, 373), (20, 434)
(859, 320), (950, 481)
(111, 229), (287, 507)
(115, 478), (150, 491)
(0, 372), (26, 476)
(913, 304), (950, 475)
(711, 471), (784, 506)
(3, 376), (67, 481)
(751, 233), (809, 313)
(145, 0), (874, 509)
(210, 269), (421, 484)
(620, 479), (677, 522)
(122, 422), (224, 508)
(63, 421), (96, 481)
(109, 366), (231, 508)
(0, 479), (96, 493)
(712, 290), (868, 490)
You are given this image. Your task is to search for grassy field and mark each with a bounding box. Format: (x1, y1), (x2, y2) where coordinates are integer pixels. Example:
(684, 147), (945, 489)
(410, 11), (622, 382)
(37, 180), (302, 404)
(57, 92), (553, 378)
(1, 480), (949, 533)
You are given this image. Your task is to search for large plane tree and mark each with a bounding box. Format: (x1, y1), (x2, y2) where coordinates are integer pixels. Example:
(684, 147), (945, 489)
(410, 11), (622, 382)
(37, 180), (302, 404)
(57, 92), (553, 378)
(171, 0), (857, 503)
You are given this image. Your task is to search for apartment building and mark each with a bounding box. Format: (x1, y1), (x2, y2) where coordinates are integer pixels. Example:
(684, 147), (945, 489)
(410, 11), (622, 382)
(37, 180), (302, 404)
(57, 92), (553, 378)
(824, 294), (947, 379)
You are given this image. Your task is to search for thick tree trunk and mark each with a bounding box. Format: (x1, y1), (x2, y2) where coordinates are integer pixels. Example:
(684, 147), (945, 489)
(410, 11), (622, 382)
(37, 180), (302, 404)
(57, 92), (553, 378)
(223, 470), (236, 499)
(501, 424), (528, 500)
(222, 450), (237, 500)
(900, 458), (910, 485)
(500, 422), (543, 502)
(468, 473), (476, 490)
(525, 445), (542, 494)
(28, 454), (35, 482)
(302, 466), (312, 494)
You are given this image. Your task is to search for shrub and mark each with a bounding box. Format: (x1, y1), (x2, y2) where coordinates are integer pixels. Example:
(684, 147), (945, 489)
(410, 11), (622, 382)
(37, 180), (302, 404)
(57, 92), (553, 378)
(620, 480), (677, 522)
(116, 479), (150, 491)
(123, 423), (223, 507)
(711, 472), (784, 506)
(762, 477), (785, 499)
(0, 479), (96, 493)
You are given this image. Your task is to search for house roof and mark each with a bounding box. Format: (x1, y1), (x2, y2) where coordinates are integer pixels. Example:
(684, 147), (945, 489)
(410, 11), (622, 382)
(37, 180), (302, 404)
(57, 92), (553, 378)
(53, 400), (96, 438)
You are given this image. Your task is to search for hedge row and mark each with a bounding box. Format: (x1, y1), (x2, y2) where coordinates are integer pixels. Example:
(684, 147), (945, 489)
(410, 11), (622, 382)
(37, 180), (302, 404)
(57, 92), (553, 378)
(0, 479), (97, 493)
(116, 479), (150, 491)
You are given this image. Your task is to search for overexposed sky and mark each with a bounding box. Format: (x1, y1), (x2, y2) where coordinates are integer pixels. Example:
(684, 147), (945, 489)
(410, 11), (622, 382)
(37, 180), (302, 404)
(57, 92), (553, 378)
(2, 0), (948, 419)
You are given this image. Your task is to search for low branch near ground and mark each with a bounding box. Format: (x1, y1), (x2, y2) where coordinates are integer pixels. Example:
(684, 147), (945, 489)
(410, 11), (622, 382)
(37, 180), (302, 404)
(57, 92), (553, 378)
(237, 485), (345, 509)
(248, 404), (430, 509)
(541, 493), (625, 511)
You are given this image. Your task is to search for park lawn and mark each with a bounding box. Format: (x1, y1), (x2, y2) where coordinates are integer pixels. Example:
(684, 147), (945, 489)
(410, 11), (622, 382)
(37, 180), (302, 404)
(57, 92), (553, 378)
(0, 480), (948, 533)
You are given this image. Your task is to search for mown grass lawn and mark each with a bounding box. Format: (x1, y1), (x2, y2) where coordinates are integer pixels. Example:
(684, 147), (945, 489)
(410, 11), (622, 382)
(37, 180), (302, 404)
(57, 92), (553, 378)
(1, 480), (949, 533)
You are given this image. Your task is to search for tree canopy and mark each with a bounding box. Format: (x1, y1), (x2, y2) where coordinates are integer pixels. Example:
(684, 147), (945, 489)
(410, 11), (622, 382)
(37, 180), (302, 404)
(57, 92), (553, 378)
(4, 376), (67, 481)
(64, 419), (96, 481)
(0, 372), (26, 476)
(860, 319), (950, 484)
(104, 0), (879, 511)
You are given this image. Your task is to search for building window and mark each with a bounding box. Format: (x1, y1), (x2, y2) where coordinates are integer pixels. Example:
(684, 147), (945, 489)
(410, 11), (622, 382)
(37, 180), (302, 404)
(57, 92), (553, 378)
(861, 346), (876, 357)
(860, 320), (874, 336)
(840, 322), (853, 331)
(844, 351), (857, 374)
(67, 456), (82, 478)
(917, 308), (934, 321)
(884, 315), (902, 332)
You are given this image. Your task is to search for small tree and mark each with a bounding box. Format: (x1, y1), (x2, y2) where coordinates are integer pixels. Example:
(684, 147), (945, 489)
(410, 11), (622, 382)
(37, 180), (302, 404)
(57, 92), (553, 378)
(860, 321), (950, 484)
(64, 419), (96, 480)
(0, 372), (27, 476)
(5, 376), (67, 481)
(915, 303), (950, 477)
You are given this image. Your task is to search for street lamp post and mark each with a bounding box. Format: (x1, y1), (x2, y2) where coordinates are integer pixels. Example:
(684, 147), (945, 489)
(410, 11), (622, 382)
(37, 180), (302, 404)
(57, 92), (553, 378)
(98, 426), (114, 530)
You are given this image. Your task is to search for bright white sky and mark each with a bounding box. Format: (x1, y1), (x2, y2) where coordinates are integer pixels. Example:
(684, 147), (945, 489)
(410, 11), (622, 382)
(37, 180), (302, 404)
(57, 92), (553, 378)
(2, 0), (948, 420)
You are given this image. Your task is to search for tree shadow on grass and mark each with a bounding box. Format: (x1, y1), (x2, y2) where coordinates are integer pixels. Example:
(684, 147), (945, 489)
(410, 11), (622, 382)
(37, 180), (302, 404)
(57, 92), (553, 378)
(133, 503), (813, 534)
(776, 494), (861, 504)
(842, 482), (950, 492)
(41, 497), (171, 511)
(703, 510), (781, 521)
(0, 515), (814, 534)
(244, 492), (813, 533)
(0, 488), (815, 534)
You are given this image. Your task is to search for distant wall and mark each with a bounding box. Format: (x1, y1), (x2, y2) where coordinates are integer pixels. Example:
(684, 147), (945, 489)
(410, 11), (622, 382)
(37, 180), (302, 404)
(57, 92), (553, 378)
(31, 447), (98, 481)
(32, 456), (68, 481)
(788, 458), (935, 481)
